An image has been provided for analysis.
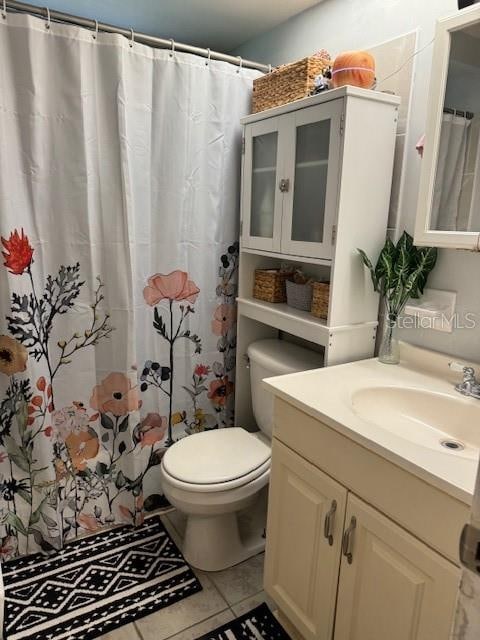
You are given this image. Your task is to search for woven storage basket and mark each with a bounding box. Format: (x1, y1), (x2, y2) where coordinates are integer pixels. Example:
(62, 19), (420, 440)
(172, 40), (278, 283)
(311, 282), (330, 319)
(252, 54), (331, 113)
(253, 269), (293, 303)
(286, 280), (313, 312)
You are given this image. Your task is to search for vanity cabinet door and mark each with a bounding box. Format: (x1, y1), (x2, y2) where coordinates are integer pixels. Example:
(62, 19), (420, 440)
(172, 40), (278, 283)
(264, 440), (347, 640)
(334, 494), (460, 640)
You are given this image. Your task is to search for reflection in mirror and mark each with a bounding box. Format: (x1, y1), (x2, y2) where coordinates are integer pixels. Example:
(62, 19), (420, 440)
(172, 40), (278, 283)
(432, 24), (480, 231)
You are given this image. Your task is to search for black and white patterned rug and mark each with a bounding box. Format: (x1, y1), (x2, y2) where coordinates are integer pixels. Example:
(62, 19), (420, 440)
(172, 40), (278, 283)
(196, 603), (290, 640)
(3, 515), (202, 640)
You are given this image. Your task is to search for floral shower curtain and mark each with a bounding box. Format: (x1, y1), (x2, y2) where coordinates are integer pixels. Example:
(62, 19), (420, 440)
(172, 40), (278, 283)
(0, 12), (259, 558)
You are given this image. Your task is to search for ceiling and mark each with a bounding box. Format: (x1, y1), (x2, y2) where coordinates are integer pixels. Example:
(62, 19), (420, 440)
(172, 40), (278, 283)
(47, 0), (322, 52)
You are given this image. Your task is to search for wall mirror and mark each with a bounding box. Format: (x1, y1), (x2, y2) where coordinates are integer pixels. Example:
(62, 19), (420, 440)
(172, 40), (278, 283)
(415, 3), (480, 250)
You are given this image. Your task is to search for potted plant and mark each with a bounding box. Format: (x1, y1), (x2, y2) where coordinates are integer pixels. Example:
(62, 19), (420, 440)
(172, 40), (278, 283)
(358, 231), (438, 364)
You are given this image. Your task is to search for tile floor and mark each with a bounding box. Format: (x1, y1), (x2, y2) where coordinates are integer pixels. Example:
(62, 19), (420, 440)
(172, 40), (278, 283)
(99, 515), (275, 640)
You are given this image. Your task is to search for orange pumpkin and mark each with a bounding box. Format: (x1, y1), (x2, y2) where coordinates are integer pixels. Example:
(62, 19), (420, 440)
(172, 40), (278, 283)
(331, 51), (375, 89)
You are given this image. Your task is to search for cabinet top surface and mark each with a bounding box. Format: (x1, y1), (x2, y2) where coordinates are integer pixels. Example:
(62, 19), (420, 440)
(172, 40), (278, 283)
(241, 85), (401, 124)
(263, 342), (480, 505)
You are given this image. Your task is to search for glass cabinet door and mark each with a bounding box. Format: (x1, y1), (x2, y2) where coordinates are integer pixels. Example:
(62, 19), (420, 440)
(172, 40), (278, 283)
(242, 118), (283, 252)
(281, 100), (343, 260)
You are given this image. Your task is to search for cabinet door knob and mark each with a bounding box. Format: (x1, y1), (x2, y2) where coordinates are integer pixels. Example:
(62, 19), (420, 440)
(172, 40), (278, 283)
(279, 178), (290, 193)
(342, 516), (357, 564)
(323, 500), (337, 546)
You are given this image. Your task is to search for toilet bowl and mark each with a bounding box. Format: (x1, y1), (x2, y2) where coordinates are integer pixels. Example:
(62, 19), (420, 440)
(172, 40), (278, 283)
(160, 339), (323, 571)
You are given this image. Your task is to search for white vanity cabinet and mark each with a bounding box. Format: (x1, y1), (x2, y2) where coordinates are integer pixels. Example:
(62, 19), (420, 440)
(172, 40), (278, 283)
(264, 401), (463, 640)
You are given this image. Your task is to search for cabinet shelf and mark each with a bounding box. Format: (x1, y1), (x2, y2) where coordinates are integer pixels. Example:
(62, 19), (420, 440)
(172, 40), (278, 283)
(238, 296), (329, 345)
(238, 296), (378, 349)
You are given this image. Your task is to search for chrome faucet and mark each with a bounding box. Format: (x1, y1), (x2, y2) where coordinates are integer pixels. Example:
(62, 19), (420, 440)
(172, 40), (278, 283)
(449, 361), (480, 399)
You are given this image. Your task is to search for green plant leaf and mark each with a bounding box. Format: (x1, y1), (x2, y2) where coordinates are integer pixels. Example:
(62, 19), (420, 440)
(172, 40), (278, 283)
(393, 234), (414, 285)
(357, 249), (379, 291)
(40, 511), (58, 530)
(414, 247), (438, 295)
(375, 236), (396, 291)
(118, 417), (129, 432)
(29, 495), (48, 526)
(5, 512), (28, 536)
(4, 436), (30, 473)
(17, 488), (32, 505)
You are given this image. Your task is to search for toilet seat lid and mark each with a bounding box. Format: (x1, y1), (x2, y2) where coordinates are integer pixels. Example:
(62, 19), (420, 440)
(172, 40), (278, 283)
(162, 428), (271, 485)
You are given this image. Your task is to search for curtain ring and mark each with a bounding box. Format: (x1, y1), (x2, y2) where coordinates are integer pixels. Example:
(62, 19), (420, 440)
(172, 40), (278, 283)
(2, 0), (7, 20)
(44, 6), (51, 29)
(169, 38), (175, 57)
(129, 27), (134, 48)
(237, 56), (243, 73)
(205, 47), (211, 66)
(92, 19), (98, 39)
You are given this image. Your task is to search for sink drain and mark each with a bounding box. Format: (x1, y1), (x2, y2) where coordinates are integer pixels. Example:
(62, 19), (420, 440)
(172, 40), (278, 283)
(440, 439), (465, 451)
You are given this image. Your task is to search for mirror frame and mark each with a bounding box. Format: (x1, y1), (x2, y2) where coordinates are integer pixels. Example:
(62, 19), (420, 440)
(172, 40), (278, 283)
(415, 3), (480, 251)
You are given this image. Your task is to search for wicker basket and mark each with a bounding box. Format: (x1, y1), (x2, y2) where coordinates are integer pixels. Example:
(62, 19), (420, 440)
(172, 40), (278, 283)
(311, 282), (330, 319)
(252, 53), (331, 113)
(253, 269), (293, 303)
(286, 280), (313, 312)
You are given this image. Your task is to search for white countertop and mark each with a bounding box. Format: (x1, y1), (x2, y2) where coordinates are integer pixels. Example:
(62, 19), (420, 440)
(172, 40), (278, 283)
(263, 343), (480, 505)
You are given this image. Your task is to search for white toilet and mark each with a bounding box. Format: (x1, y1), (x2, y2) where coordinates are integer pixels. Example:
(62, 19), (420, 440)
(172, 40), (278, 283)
(160, 339), (323, 571)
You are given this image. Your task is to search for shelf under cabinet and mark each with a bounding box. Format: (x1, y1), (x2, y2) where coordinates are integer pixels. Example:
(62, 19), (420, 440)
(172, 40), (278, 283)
(238, 296), (330, 345)
(238, 297), (379, 349)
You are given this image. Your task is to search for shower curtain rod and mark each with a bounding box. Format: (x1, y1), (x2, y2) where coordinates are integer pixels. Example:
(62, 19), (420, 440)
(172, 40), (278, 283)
(2, 0), (271, 72)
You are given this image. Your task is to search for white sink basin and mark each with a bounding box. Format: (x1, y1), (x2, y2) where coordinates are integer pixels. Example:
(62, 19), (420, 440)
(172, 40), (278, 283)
(351, 386), (480, 459)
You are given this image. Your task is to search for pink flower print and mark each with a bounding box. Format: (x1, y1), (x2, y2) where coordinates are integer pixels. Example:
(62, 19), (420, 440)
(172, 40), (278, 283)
(143, 270), (200, 306)
(90, 372), (140, 417)
(211, 304), (236, 336)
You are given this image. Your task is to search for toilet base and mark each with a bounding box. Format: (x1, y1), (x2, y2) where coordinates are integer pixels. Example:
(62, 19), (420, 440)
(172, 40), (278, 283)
(184, 511), (265, 571)
(166, 487), (267, 571)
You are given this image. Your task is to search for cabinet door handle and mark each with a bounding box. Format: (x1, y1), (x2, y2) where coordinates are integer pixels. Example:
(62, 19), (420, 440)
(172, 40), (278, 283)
(279, 178), (290, 193)
(342, 516), (357, 564)
(323, 500), (337, 546)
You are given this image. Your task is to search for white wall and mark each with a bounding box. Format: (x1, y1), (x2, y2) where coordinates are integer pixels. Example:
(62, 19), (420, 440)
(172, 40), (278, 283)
(234, 0), (480, 362)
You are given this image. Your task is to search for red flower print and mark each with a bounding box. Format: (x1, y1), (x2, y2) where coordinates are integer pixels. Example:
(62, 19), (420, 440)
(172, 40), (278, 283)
(44, 426), (53, 437)
(208, 376), (234, 407)
(1, 229), (34, 275)
(36, 377), (46, 392)
(143, 270), (200, 306)
(211, 304), (237, 336)
(90, 372), (140, 417)
(194, 364), (210, 377)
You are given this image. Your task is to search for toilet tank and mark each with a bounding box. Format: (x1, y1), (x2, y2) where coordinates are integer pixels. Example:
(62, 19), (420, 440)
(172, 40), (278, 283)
(247, 339), (323, 439)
